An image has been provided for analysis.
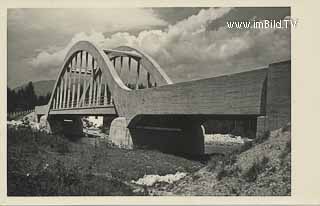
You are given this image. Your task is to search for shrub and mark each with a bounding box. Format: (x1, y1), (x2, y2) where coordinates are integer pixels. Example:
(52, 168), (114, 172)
(235, 141), (253, 154)
(254, 130), (270, 144)
(55, 139), (71, 154)
(207, 154), (240, 181)
(216, 168), (228, 180)
(281, 123), (291, 132)
(279, 140), (291, 165)
(243, 156), (269, 182)
(207, 154), (226, 172)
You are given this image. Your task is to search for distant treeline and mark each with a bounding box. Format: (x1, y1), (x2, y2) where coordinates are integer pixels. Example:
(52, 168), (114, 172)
(7, 82), (51, 112)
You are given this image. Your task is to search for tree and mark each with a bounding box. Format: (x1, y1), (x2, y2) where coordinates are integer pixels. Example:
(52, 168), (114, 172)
(7, 88), (17, 112)
(24, 82), (37, 109)
(7, 81), (52, 112)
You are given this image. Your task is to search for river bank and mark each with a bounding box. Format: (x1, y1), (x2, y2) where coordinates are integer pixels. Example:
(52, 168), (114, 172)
(7, 114), (290, 196)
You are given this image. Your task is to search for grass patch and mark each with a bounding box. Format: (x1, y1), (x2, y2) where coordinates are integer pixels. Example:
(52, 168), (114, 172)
(7, 127), (204, 195)
(254, 130), (270, 145)
(7, 127), (136, 195)
(280, 140), (291, 158)
(234, 140), (253, 154)
(207, 154), (240, 181)
(242, 156), (269, 182)
(207, 130), (272, 181)
(281, 123), (291, 133)
(8, 159), (135, 196)
(7, 127), (71, 155)
(279, 140), (291, 166)
(232, 130), (270, 155)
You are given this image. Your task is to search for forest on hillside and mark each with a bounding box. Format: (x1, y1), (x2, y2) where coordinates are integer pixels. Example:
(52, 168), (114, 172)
(7, 82), (51, 112)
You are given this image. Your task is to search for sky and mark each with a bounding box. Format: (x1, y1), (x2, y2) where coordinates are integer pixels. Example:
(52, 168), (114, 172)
(7, 7), (290, 88)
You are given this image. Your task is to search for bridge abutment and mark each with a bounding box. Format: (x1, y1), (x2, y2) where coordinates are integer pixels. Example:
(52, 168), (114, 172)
(109, 117), (133, 149)
(256, 60), (291, 137)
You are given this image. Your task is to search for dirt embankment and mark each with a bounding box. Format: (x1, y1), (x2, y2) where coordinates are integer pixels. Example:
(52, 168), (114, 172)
(145, 124), (291, 196)
(7, 114), (290, 196)
(7, 125), (203, 196)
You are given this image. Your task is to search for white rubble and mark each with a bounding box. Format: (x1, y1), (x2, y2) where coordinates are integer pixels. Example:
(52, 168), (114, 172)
(83, 116), (103, 129)
(7, 120), (23, 127)
(131, 172), (187, 186)
(7, 114), (41, 132)
(205, 133), (247, 145)
(29, 121), (40, 131)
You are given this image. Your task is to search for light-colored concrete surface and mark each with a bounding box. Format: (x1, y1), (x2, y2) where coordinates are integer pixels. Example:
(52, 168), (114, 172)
(109, 117), (133, 149)
(39, 115), (52, 133)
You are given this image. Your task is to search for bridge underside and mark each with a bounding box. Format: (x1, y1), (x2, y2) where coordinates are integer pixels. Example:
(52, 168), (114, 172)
(126, 114), (258, 156)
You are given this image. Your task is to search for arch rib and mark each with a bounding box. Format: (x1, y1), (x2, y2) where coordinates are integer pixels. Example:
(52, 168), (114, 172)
(46, 41), (173, 118)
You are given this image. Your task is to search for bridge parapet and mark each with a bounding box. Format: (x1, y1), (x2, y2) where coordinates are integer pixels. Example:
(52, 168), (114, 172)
(35, 104), (48, 116)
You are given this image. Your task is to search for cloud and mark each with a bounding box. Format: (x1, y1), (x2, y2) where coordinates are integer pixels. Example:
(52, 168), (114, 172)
(8, 8), (167, 34)
(8, 8), (169, 87)
(29, 7), (291, 83)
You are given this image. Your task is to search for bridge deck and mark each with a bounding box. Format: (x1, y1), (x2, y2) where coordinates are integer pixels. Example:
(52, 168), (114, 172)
(35, 68), (268, 118)
(35, 104), (117, 116)
(50, 105), (116, 116)
(123, 68), (268, 120)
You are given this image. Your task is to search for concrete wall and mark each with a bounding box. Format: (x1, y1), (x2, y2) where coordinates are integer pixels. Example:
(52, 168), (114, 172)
(257, 60), (291, 136)
(201, 60), (290, 138)
(109, 117), (133, 149)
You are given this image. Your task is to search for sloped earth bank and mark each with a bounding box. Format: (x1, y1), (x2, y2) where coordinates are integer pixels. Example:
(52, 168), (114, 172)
(7, 115), (290, 196)
(140, 124), (291, 196)
(7, 125), (203, 195)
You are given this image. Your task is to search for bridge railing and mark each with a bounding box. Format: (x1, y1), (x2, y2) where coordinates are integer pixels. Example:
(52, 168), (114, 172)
(48, 42), (171, 113)
(7, 109), (35, 120)
(52, 96), (114, 110)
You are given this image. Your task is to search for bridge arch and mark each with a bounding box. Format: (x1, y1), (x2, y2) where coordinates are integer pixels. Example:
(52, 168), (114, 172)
(46, 41), (172, 119)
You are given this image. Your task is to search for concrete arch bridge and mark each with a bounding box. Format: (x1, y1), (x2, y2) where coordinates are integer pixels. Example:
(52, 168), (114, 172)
(35, 41), (291, 155)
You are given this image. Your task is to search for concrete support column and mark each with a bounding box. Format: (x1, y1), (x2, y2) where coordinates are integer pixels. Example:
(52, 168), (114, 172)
(109, 117), (133, 149)
(256, 116), (268, 137)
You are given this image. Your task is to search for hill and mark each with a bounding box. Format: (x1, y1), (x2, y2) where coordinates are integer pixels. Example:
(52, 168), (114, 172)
(14, 80), (55, 97)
